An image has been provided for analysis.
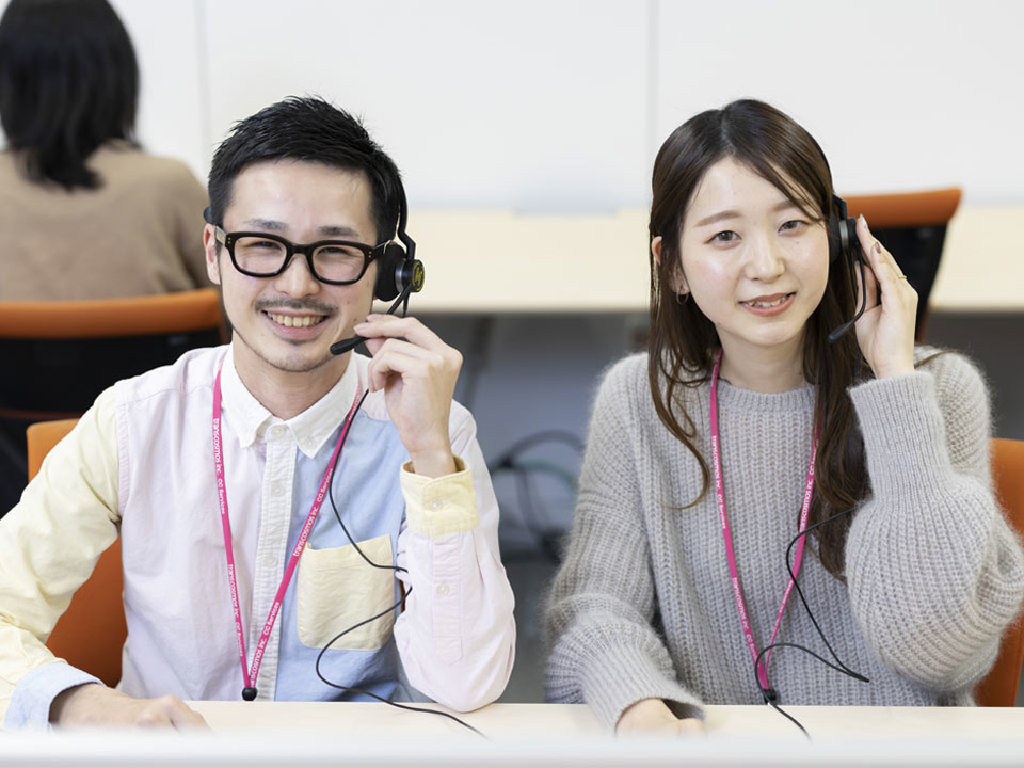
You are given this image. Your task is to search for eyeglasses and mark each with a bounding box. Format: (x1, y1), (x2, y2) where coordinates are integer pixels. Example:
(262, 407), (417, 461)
(214, 226), (387, 285)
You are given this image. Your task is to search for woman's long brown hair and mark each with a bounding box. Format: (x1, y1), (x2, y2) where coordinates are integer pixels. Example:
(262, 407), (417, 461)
(648, 99), (868, 578)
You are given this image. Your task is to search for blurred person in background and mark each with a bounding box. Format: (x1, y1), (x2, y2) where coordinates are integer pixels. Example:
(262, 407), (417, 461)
(0, 0), (208, 300)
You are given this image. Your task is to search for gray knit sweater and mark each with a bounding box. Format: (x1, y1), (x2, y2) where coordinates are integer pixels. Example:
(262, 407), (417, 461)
(544, 350), (1024, 730)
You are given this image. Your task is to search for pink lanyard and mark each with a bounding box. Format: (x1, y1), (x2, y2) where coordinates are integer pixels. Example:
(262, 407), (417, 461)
(212, 366), (360, 700)
(709, 350), (818, 698)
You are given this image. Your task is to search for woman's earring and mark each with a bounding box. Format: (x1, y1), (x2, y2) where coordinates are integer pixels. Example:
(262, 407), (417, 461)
(674, 292), (690, 305)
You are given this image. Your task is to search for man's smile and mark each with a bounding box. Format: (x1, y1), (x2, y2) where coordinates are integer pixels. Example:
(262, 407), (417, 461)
(265, 312), (327, 328)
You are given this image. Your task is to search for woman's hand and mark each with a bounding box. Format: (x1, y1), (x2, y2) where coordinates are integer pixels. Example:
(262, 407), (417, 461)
(852, 215), (918, 379)
(615, 698), (705, 737)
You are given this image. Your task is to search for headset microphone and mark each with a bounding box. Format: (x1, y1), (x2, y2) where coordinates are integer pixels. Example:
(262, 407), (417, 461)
(331, 334), (368, 357)
(331, 336), (366, 356)
(330, 278), (420, 355)
(827, 315), (857, 345)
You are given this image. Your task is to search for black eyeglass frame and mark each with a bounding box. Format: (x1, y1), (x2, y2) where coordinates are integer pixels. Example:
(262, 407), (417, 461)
(214, 226), (389, 286)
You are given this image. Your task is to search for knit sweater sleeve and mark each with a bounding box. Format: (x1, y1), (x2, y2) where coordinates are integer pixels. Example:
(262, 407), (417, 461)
(845, 351), (1024, 693)
(544, 358), (702, 730)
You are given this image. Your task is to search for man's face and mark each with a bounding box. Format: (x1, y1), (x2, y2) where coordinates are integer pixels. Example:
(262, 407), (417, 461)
(204, 159), (377, 386)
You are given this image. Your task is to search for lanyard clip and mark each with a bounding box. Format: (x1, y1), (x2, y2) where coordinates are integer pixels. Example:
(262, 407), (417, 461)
(242, 686), (258, 701)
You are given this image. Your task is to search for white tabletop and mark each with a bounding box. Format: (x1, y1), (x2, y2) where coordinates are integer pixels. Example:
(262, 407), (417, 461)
(3, 703), (1023, 767)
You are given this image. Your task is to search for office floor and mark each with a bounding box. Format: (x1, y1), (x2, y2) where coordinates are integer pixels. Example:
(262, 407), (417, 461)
(492, 310), (1024, 706)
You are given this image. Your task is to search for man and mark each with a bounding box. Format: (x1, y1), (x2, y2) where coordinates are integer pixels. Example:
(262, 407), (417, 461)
(0, 97), (516, 728)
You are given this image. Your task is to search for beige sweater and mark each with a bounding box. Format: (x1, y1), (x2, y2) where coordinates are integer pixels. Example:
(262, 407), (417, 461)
(0, 142), (209, 300)
(545, 350), (1024, 730)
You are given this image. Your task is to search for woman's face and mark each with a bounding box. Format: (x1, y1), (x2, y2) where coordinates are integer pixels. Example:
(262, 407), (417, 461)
(659, 156), (830, 370)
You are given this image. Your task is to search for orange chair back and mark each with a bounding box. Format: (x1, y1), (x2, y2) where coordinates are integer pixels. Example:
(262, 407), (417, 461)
(0, 287), (225, 339)
(843, 187), (962, 229)
(27, 418), (125, 688)
(975, 437), (1024, 706)
(1, 289), (227, 514)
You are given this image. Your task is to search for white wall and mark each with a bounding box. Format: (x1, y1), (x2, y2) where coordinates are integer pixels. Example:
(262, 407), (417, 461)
(114, 0), (1024, 207)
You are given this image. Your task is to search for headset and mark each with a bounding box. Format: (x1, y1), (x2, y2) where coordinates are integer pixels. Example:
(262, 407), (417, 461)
(370, 182), (424, 303)
(826, 194), (867, 343)
(828, 194), (860, 266)
(330, 178), (424, 355)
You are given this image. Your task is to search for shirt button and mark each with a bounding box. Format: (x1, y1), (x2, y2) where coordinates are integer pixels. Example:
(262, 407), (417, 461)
(428, 500), (445, 511)
(436, 583), (450, 596)
(269, 425), (287, 440)
(271, 483), (286, 497)
(261, 555), (276, 569)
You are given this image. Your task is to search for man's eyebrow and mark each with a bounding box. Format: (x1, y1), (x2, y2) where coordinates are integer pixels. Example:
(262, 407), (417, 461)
(241, 219), (287, 231)
(316, 224), (361, 238)
(239, 220), (363, 239)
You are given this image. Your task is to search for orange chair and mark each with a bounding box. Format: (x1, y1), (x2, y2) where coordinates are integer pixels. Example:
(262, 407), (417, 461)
(975, 437), (1024, 706)
(27, 418), (125, 688)
(0, 287), (225, 342)
(842, 188), (961, 343)
(843, 188), (962, 230)
(1, 288), (227, 516)
(0, 287), (226, 419)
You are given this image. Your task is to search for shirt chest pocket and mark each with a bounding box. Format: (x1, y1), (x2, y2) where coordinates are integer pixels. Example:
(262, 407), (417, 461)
(296, 534), (397, 651)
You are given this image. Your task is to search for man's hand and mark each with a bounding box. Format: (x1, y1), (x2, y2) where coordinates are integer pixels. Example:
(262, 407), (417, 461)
(50, 683), (208, 729)
(354, 314), (462, 478)
(616, 698), (705, 737)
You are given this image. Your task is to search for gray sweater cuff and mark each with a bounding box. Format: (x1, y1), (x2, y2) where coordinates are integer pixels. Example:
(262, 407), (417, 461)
(578, 644), (704, 731)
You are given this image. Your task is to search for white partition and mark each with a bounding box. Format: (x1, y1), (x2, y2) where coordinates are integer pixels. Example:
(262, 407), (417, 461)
(114, 0), (207, 182)
(653, 0), (1024, 205)
(196, 0), (649, 212)
(114, 0), (1024, 208)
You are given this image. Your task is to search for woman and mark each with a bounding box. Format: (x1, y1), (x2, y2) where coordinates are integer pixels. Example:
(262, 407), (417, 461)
(0, 0), (208, 300)
(544, 99), (1024, 735)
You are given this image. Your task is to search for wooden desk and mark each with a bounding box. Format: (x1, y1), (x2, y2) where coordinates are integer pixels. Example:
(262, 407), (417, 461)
(407, 209), (651, 314)
(407, 207), (1024, 313)
(931, 207), (1024, 312)
(3, 703), (1023, 767)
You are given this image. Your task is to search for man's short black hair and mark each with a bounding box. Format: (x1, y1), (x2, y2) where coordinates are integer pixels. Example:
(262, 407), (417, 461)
(208, 96), (403, 244)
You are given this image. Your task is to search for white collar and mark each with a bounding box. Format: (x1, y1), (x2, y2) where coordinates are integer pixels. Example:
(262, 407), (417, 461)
(219, 345), (360, 459)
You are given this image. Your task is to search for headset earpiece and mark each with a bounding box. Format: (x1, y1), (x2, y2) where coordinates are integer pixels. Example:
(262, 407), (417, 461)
(373, 242), (407, 301)
(828, 194), (860, 265)
(825, 194), (868, 344)
(373, 181), (424, 302)
(373, 241), (425, 301)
